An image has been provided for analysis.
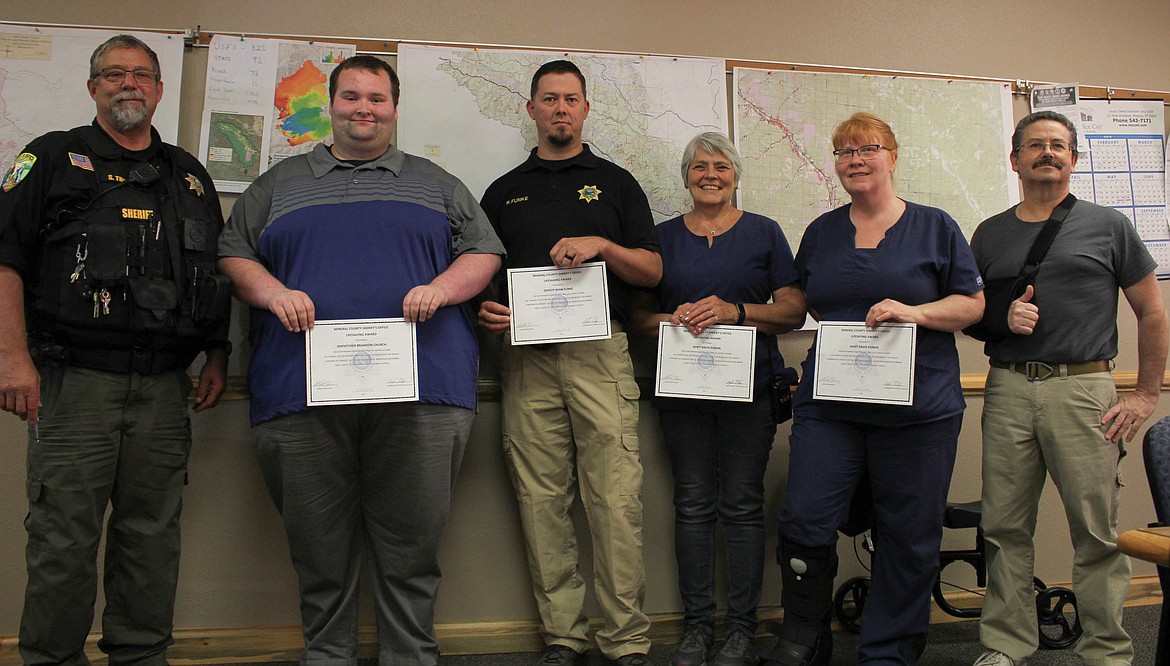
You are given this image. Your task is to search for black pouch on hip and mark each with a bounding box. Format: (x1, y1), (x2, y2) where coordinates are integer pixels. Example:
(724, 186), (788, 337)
(769, 374), (793, 424)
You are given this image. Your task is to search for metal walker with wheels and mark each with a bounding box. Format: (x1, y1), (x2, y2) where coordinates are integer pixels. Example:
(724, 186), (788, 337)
(831, 500), (1083, 649)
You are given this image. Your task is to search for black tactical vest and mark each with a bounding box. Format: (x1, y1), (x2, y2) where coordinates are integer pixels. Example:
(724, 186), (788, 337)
(33, 126), (230, 360)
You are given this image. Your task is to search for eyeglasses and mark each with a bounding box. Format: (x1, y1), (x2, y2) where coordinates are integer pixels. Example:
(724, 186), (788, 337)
(832, 144), (888, 163)
(1016, 140), (1071, 154)
(97, 68), (158, 86)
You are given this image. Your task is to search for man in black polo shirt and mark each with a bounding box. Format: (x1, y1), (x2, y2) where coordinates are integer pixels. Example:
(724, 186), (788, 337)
(478, 60), (661, 666)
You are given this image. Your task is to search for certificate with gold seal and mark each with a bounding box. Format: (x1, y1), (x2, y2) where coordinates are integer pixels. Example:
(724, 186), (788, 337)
(507, 261), (612, 345)
(655, 322), (757, 402)
(813, 321), (916, 405)
(305, 318), (418, 406)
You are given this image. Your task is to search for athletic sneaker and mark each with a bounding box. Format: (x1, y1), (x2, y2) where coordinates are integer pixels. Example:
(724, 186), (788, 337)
(973, 649), (1022, 666)
(536, 644), (585, 665)
(672, 623), (714, 665)
(715, 627), (759, 665)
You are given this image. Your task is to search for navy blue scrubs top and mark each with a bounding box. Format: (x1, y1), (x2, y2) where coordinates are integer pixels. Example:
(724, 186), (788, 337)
(794, 201), (982, 426)
(655, 211), (799, 401)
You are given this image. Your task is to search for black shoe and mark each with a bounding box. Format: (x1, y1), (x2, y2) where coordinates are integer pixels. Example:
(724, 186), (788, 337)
(760, 641), (828, 666)
(715, 627), (759, 665)
(672, 623), (714, 665)
(611, 653), (650, 666)
(537, 644), (586, 665)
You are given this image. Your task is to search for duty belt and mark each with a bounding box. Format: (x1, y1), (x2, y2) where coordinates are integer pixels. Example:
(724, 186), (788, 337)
(63, 346), (193, 376)
(989, 359), (1112, 382)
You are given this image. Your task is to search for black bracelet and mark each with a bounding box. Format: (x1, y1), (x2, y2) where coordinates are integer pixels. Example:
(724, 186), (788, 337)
(735, 302), (746, 325)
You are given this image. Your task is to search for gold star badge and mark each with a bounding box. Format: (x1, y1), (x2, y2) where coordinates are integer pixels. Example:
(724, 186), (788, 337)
(578, 184), (602, 203)
(185, 173), (205, 197)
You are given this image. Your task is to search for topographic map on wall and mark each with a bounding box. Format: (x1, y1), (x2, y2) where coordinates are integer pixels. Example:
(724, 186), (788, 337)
(397, 44), (727, 222)
(0, 25), (184, 176)
(733, 68), (1018, 247)
(198, 35), (352, 192)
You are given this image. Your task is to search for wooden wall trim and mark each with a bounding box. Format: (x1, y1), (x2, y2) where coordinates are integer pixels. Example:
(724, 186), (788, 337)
(0, 577), (1159, 664)
(216, 371), (1169, 403)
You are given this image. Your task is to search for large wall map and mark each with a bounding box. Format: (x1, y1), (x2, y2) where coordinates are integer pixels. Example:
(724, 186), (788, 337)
(0, 25), (184, 176)
(397, 44), (728, 222)
(734, 68), (1017, 247)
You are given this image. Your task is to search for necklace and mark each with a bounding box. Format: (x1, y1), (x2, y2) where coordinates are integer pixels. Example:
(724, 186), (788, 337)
(694, 207), (734, 247)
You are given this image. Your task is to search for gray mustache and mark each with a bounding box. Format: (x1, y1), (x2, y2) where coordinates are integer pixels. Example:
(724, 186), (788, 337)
(113, 91), (147, 103)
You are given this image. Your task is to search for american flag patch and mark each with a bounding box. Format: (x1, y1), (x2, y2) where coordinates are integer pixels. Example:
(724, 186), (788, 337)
(69, 153), (94, 171)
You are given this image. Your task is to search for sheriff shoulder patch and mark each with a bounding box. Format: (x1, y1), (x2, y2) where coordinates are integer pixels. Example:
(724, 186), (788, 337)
(2, 152), (36, 193)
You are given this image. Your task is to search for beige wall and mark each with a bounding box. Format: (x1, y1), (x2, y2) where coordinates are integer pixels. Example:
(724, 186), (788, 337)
(2, 0), (1170, 637)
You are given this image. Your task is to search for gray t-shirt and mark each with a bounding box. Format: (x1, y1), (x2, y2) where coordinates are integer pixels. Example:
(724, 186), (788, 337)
(970, 199), (1155, 363)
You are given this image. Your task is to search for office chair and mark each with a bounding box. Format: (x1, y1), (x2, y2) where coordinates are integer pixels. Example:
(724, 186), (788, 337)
(1141, 415), (1170, 665)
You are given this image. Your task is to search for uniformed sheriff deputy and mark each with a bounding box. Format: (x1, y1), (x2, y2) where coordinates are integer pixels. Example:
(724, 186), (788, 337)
(0, 35), (231, 666)
(477, 59), (661, 666)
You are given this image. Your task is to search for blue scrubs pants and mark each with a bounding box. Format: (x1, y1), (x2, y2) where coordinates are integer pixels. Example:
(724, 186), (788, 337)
(776, 413), (961, 665)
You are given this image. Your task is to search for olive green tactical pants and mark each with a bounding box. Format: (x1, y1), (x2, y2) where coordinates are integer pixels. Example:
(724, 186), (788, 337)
(979, 368), (1133, 666)
(21, 363), (192, 666)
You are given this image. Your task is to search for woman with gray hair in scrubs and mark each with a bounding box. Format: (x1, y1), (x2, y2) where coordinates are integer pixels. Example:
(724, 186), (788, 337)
(633, 131), (805, 666)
